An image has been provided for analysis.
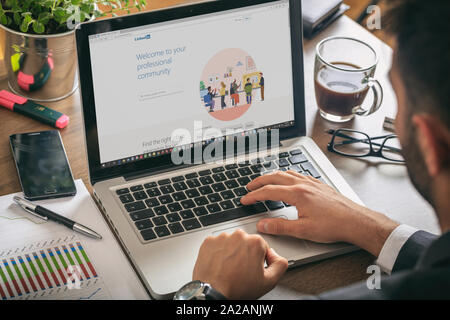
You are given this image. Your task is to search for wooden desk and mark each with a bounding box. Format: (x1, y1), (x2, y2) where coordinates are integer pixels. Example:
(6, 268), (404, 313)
(0, 3), (439, 298)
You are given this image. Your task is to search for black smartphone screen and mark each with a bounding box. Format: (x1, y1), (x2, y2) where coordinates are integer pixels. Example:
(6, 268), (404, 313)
(10, 130), (76, 200)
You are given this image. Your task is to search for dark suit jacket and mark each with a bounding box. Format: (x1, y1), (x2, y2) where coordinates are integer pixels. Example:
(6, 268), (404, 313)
(316, 230), (450, 299)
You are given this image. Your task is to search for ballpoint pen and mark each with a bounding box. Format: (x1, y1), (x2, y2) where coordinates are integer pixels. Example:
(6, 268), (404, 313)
(13, 196), (102, 240)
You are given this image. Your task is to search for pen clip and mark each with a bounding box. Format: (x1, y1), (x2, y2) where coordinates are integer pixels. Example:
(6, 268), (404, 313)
(13, 196), (48, 221)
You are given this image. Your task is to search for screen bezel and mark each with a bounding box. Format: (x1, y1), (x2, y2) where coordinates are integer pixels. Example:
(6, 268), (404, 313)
(76, 0), (305, 185)
(9, 130), (77, 200)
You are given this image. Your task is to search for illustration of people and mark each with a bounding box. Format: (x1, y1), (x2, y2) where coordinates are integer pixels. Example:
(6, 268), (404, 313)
(204, 86), (217, 112)
(230, 79), (241, 106)
(259, 72), (264, 101)
(244, 78), (253, 105)
(220, 82), (227, 109)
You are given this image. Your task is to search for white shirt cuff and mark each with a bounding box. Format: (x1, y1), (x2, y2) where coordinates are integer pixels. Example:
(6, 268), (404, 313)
(375, 224), (418, 275)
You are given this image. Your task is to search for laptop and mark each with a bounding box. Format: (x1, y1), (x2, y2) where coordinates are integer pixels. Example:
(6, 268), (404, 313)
(76, 0), (362, 299)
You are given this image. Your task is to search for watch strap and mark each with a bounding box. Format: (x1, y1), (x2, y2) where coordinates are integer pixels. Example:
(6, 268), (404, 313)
(204, 284), (227, 300)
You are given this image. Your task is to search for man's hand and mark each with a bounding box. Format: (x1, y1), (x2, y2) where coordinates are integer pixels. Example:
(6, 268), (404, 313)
(193, 229), (288, 299)
(241, 171), (399, 257)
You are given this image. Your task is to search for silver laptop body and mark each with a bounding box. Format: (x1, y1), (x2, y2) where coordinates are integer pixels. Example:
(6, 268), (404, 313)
(76, 0), (362, 299)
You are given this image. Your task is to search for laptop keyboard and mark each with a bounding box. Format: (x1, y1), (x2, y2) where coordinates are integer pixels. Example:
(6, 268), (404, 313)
(114, 147), (324, 243)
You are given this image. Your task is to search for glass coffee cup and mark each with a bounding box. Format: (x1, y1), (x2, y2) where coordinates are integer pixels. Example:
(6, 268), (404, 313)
(314, 36), (383, 122)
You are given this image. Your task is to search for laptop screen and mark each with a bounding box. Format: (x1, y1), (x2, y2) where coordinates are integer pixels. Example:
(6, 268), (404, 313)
(88, 0), (295, 167)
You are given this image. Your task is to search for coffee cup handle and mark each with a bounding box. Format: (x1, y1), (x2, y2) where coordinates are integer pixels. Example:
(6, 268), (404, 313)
(353, 78), (383, 116)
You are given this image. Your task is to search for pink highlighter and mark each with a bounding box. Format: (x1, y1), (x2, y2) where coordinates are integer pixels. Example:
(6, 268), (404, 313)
(0, 90), (69, 129)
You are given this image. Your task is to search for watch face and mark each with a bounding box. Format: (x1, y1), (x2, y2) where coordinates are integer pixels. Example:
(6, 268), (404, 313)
(175, 280), (204, 300)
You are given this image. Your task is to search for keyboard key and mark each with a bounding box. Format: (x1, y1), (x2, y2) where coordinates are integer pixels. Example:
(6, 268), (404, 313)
(265, 155), (276, 161)
(168, 202), (182, 212)
(238, 167), (252, 176)
(185, 172), (198, 179)
(173, 181), (188, 191)
(145, 198), (160, 207)
(158, 179), (171, 186)
(212, 182), (226, 192)
(220, 200), (234, 210)
(180, 209), (195, 219)
(289, 154), (308, 164)
(130, 208), (154, 221)
(124, 201), (146, 212)
(250, 173), (261, 180)
(135, 219), (154, 230)
(301, 162), (321, 178)
(185, 189), (200, 198)
(144, 182), (157, 189)
(233, 197), (242, 207)
(198, 169), (211, 176)
(186, 179), (201, 188)
(207, 203), (221, 213)
(168, 222), (184, 234)
(289, 149), (302, 155)
(116, 188), (129, 195)
(153, 216), (168, 226)
(212, 166), (225, 173)
(194, 196), (209, 206)
(158, 195), (173, 204)
(147, 187), (161, 197)
(154, 205), (169, 215)
(141, 228), (157, 241)
(172, 191), (187, 201)
(225, 164), (238, 170)
(119, 194), (134, 203)
(225, 170), (239, 179)
(166, 212), (181, 223)
(182, 218), (201, 231)
(220, 190), (234, 200)
(155, 225), (170, 237)
(171, 175), (185, 182)
(234, 187), (248, 197)
(278, 152), (289, 158)
(181, 199), (196, 209)
(199, 204), (267, 226)
(277, 158), (290, 167)
(237, 176), (251, 186)
(199, 185), (213, 195)
(130, 185), (143, 192)
(265, 200), (285, 210)
(133, 191), (148, 200)
(193, 207), (208, 216)
(200, 176), (214, 185)
(263, 161), (275, 169)
(207, 193), (222, 203)
(224, 180), (239, 189)
(250, 164), (264, 173)
(212, 173), (227, 182)
(160, 185), (175, 194)
(288, 165), (302, 172)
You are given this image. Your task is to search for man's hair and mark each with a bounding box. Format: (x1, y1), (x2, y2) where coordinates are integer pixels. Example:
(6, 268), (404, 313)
(384, 0), (450, 127)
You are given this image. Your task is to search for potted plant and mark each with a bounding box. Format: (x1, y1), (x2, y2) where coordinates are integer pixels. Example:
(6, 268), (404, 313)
(0, 0), (146, 101)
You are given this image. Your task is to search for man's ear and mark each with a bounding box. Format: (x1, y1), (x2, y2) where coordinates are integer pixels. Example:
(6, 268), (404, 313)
(412, 114), (450, 177)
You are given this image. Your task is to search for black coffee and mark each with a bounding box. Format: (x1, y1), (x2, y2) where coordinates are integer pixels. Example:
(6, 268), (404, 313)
(315, 62), (369, 117)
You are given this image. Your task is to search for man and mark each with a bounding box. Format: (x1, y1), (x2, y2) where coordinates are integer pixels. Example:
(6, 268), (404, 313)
(259, 72), (264, 101)
(244, 78), (253, 104)
(188, 0), (450, 299)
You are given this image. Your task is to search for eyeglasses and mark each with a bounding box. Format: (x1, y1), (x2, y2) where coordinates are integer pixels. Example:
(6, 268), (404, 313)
(327, 129), (405, 163)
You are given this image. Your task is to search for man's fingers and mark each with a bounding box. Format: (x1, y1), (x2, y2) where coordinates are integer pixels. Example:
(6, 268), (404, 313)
(246, 171), (299, 191)
(240, 185), (295, 205)
(257, 217), (304, 237)
(264, 248), (288, 288)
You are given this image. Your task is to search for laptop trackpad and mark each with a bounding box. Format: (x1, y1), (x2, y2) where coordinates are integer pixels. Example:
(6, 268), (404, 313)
(212, 219), (313, 261)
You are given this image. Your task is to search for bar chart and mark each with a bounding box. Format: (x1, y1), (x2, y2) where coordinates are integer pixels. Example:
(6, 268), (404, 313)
(0, 235), (110, 300)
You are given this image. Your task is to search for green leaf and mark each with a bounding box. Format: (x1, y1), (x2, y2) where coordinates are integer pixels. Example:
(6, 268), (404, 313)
(0, 14), (8, 26)
(32, 21), (45, 34)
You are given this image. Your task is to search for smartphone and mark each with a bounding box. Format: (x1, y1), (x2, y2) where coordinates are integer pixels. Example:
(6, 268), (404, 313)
(9, 130), (76, 200)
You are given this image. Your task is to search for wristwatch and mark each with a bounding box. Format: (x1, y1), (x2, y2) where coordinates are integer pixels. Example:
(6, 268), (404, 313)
(173, 280), (227, 300)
